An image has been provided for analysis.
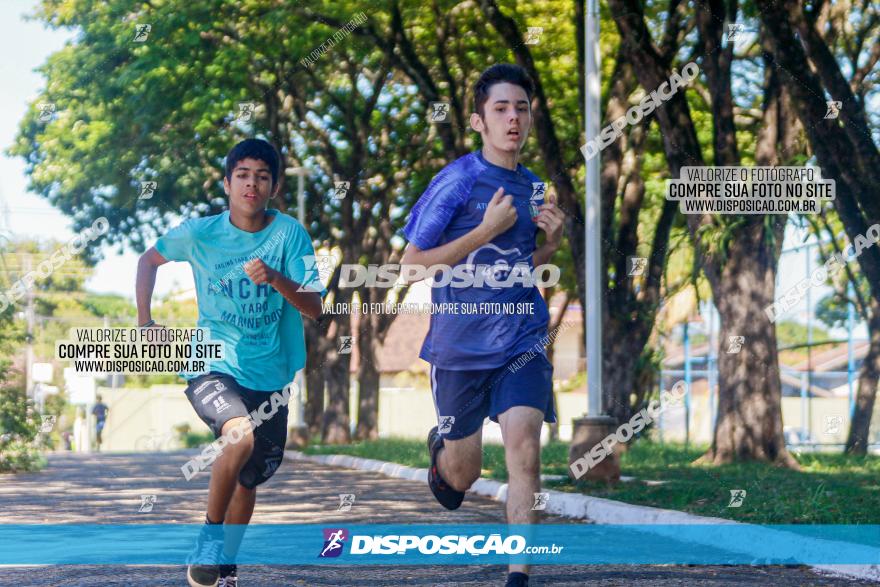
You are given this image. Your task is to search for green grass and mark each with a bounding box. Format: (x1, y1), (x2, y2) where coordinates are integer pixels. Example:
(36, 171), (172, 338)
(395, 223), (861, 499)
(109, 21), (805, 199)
(304, 438), (880, 525)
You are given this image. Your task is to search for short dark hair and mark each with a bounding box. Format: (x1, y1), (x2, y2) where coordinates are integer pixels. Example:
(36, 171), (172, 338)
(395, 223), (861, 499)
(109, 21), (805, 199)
(225, 139), (281, 186)
(473, 63), (535, 117)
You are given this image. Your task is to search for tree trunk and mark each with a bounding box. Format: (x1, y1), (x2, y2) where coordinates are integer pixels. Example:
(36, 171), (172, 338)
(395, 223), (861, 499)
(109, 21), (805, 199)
(355, 305), (381, 441)
(601, 319), (643, 424)
(703, 219), (798, 467)
(304, 319), (326, 438)
(845, 298), (880, 454)
(701, 28), (797, 467)
(322, 292), (353, 444)
(599, 112), (673, 424)
(322, 351), (352, 444)
(608, 0), (799, 467)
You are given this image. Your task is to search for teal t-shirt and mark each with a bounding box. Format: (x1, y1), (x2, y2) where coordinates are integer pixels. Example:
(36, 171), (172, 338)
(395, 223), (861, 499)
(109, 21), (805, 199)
(155, 209), (326, 391)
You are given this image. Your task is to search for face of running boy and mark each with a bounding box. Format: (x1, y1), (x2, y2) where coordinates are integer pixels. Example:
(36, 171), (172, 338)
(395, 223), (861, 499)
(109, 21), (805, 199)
(223, 157), (279, 214)
(470, 82), (532, 154)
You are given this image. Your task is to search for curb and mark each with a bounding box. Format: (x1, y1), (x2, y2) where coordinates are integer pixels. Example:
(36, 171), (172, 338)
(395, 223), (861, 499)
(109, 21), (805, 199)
(285, 450), (879, 583)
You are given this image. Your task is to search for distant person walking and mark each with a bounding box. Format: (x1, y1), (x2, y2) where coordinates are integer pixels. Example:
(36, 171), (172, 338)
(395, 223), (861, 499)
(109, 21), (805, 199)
(91, 395), (109, 451)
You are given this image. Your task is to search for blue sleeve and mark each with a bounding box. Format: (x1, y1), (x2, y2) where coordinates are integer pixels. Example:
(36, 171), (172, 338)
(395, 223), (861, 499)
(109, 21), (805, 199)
(154, 219), (194, 263)
(403, 164), (471, 250)
(286, 222), (328, 297)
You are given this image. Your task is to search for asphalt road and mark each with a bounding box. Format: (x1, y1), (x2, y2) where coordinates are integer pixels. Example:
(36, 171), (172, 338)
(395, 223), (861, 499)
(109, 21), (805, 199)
(0, 451), (873, 586)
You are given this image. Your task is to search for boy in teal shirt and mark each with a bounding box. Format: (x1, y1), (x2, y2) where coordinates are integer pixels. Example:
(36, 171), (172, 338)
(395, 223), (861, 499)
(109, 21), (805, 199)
(136, 138), (324, 587)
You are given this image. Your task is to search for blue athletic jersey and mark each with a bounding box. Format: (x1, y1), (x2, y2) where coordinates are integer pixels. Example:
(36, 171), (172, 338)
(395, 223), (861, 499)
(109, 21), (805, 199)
(155, 209), (326, 391)
(403, 150), (551, 370)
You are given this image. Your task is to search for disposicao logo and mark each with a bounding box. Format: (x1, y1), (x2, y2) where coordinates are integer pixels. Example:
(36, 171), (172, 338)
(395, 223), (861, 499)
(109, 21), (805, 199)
(319, 528), (348, 558)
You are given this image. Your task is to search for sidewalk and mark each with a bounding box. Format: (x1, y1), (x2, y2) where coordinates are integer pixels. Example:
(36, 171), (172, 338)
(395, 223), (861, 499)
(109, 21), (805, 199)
(0, 451), (872, 586)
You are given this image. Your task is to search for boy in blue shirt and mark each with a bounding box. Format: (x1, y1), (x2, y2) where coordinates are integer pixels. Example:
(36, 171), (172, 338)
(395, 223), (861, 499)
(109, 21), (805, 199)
(402, 64), (564, 587)
(136, 139), (324, 587)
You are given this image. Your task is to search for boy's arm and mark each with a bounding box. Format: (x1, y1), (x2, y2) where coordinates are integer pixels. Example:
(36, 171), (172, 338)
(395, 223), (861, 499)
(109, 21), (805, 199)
(400, 188), (517, 282)
(136, 247), (169, 326)
(532, 243), (556, 267)
(243, 259), (323, 321)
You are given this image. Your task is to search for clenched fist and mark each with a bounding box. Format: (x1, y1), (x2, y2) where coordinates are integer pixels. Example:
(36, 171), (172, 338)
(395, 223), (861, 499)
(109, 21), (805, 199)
(480, 187), (518, 239)
(243, 258), (279, 285)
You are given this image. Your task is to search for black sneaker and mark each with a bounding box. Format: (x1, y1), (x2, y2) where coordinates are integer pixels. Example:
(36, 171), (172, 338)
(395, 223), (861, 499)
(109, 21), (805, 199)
(505, 571), (529, 586)
(218, 565), (238, 587)
(186, 524), (224, 587)
(427, 425), (465, 510)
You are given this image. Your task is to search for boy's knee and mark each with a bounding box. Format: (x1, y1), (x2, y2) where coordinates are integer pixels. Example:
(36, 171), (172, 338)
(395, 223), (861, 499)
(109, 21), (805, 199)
(509, 458), (540, 479)
(222, 430), (254, 460)
(505, 440), (541, 477)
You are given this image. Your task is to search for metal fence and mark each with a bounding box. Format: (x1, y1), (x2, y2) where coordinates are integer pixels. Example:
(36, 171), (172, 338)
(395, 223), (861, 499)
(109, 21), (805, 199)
(656, 368), (880, 451)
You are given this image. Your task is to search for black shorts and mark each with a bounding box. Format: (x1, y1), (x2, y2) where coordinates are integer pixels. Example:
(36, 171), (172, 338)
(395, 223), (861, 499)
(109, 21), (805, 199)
(184, 371), (289, 489)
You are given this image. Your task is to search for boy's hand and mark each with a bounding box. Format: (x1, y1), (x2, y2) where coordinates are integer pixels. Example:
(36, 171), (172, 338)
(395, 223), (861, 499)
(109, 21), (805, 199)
(480, 187), (518, 239)
(243, 258), (280, 285)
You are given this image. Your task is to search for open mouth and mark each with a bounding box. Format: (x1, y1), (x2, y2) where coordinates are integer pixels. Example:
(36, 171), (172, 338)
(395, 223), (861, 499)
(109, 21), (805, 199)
(507, 129), (520, 138)
(243, 192), (258, 201)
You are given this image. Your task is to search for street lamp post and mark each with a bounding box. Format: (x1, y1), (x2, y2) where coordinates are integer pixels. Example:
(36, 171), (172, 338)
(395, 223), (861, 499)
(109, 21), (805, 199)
(568, 0), (621, 482)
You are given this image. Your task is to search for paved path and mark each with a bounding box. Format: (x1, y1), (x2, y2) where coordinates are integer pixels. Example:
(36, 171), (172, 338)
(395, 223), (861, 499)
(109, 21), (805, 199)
(0, 451), (873, 586)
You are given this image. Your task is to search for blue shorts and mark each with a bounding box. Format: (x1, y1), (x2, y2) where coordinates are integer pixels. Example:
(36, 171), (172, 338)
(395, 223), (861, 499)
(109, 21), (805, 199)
(430, 353), (556, 440)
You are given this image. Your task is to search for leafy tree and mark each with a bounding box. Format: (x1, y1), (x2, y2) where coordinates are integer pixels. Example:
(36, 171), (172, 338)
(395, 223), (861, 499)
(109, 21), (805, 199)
(0, 245), (43, 472)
